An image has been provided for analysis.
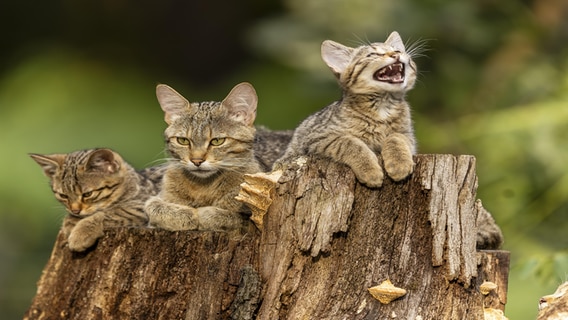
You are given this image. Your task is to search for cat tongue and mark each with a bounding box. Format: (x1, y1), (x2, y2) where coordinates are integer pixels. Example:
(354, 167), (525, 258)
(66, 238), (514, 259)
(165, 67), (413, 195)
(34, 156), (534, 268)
(374, 62), (404, 83)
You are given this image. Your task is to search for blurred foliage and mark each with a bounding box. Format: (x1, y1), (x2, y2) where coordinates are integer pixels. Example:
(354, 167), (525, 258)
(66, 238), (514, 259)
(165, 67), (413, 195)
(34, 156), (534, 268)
(1, 0), (567, 319)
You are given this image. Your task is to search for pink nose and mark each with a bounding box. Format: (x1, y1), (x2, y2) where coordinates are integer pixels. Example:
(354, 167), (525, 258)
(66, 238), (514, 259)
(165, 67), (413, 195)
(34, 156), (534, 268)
(191, 158), (205, 167)
(70, 204), (82, 214)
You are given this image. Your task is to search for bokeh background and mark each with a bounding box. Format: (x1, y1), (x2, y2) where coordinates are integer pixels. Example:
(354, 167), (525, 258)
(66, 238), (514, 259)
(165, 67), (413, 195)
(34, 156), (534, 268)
(1, 0), (567, 318)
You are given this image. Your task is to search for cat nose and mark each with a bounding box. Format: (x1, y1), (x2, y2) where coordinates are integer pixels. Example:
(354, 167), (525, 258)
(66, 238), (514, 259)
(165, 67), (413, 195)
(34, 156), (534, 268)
(191, 158), (205, 167)
(539, 297), (548, 310)
(70, 203), (82, 214)
(388, 52), (400, 60)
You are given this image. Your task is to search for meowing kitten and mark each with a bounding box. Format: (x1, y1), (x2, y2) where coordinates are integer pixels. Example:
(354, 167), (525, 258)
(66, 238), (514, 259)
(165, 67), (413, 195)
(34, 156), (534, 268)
(274, 31), (417, 188)
(30, 148), (164, 252)
(271, 32), (503, 250)
(145, 82), (264, 231)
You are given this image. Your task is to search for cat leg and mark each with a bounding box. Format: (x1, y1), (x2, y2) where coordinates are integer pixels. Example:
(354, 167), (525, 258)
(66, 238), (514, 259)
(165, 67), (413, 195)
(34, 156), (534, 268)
(381, 133), (415, 181)
(195, 206), (246, 231)
(62, 215), (80, 238)
(67, 212), (105, 252)
(323, 136), (384, 188)
(145, 196), (199, 231)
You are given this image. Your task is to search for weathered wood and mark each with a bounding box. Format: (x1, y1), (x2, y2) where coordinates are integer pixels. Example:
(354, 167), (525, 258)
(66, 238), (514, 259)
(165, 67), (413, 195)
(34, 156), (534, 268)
(25, 228), (260, 320)
(24, 154), (509, 320)
(477, 250), (510, 311)
(256, 155), (493, 319)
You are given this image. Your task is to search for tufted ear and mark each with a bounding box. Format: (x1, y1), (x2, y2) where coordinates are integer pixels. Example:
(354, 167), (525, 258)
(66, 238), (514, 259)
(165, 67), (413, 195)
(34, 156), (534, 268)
(321, 40), (355, 76)
(384, 31), (406, 52)
(86, 149), (120, 174)
(222, 82), (258, 127)
(30, 153), (65, 179)
(156, 84), (190, 125)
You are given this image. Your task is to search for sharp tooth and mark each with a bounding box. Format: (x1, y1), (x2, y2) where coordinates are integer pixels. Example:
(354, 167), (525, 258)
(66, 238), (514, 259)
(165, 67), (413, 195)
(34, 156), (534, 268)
(388, 65), (393, 71)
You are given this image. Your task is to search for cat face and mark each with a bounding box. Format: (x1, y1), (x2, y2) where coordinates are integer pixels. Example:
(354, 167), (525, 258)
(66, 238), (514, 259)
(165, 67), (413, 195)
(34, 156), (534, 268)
(321, 31), (417, 95)
(539, 281), (568, 311)
(156, 83), (257, 179)
(30, 149), (127, 217)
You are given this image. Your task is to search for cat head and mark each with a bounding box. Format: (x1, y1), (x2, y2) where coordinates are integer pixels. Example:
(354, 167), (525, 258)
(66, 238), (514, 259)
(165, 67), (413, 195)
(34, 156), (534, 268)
(321, 31), (417, 95)
(539, 281), (568, 312)
(156, 82), (257, 179)
(30, 148), (129, 217)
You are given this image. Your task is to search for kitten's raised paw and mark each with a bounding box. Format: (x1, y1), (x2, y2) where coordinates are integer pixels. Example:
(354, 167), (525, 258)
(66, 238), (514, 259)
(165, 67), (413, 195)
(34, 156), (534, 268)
(384, 158), (414, 182)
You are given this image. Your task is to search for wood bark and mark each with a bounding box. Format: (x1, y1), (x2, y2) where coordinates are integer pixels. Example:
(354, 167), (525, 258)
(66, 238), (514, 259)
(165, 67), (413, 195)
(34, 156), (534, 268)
(24, 154), (509, 320)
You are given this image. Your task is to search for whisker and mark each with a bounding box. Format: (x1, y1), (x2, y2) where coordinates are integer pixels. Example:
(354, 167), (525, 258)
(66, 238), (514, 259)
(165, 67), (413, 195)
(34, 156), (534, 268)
(405, 38), (433, 60)
(349, 33), (371, 47)
(145, 157), (173, 167)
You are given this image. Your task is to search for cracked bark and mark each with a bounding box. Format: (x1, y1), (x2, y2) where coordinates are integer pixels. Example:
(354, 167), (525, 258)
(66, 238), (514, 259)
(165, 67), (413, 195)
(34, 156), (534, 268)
(24, 154), (509, 320)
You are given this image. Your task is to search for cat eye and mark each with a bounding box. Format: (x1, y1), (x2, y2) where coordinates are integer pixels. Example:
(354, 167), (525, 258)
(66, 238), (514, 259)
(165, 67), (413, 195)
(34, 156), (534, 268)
(210, 138), (226, 146)
(56, 193), (68, 199)
(82, 191), (93, 198)
(176, 137), (190, 146)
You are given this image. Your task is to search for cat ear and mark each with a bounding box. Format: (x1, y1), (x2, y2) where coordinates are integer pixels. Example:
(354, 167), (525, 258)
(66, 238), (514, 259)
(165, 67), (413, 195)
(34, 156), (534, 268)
(385, 31), (406, 52)
(29, 153), (65, 178)
(86, 149), (120, 174)
(156, 84), (190, 125)
(222, 82), (257, 126)
(321, 40), (354, 76)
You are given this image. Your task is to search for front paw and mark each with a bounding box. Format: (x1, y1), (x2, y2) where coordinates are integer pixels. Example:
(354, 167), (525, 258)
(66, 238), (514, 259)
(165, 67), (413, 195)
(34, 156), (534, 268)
(67, 230), (99, 252)
(354, 166), (384, 188)
(384, 156), (414, 181)
(146, 197), (198, 231)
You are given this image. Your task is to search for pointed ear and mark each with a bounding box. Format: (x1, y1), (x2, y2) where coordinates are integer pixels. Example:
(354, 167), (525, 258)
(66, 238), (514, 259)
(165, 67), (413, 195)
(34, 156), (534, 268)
(156, 84), (190, 125)
(321, 40), (354, 76)
(385, 31), (405, 52)
(222, 82), (257, 126)
(30, 153), (65, 178)
(86, 149), (120, 174)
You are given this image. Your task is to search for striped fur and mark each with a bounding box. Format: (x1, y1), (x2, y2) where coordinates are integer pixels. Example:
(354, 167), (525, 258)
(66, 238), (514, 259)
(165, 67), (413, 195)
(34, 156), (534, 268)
(30, 148), (164, 251)
(145, 83), (262, 231)
(275, 31), (418, 188)
(538, 281), (568, 320)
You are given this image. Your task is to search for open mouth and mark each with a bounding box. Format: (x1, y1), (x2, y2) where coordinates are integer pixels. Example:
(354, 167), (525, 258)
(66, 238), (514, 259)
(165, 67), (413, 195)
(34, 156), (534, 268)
(374, 62), (405, 83)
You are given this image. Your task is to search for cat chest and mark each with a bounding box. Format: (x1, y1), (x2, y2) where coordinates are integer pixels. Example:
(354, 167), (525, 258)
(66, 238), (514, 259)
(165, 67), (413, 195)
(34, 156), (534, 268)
(353, 121), (392, 151)
(164, 173), (241, 208)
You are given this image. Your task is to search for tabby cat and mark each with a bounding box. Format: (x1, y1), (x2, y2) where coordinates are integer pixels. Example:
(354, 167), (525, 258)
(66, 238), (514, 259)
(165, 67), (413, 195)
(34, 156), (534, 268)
(538, 281), (568, 320)
(30, 148), (164, 252)
(273, 32), (503, 250)
(145, 82), (266, 231)
(274, 31), (417, 188)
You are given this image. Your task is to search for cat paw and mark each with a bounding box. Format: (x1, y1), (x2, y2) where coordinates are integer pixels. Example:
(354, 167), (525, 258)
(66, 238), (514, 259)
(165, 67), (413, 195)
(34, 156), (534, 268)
(384, 157), (414, 181)
(67, 231), (98, 252)
(355, 168), (384, 188)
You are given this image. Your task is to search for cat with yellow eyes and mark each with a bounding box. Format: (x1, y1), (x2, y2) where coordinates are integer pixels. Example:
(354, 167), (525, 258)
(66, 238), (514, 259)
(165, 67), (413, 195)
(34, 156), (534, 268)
(145, 82), (267, 231)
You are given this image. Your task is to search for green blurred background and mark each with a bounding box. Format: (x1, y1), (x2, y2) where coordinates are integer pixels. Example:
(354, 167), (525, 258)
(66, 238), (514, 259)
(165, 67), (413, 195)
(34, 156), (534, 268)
(1, 0), (567, 318)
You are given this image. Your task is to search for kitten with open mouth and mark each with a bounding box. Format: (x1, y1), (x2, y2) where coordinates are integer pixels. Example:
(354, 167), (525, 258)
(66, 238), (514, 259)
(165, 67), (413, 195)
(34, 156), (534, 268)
(375, 61), (405, 83)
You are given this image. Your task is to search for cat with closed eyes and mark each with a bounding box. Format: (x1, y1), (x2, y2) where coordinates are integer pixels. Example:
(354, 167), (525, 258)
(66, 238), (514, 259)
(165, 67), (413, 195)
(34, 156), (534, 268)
(274, 31), (417, 188)
(145, 82), (281, 231)
(30, 148), (165, 252)
(271, 31), (503, 249)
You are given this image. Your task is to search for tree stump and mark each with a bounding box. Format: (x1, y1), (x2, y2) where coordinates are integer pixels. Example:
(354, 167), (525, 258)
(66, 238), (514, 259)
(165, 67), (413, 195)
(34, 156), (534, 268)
(24, 155), (509, 320)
